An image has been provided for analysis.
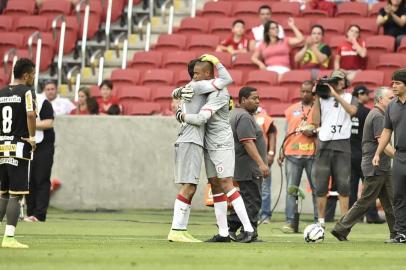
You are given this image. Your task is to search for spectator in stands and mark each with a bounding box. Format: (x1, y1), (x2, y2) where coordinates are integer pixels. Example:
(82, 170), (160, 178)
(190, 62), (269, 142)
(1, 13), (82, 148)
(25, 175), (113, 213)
(251, 18), (304, 75)
(216, 20), (254, 55)
(42, 80), (76, 116)
(97, 80), (121, 115)
(294, 25), (331, 79)
(249, 5), (285, 50)
(377, 0), (406, 48)
(334, 25), (367, 81)
(71, 87), (99, 115)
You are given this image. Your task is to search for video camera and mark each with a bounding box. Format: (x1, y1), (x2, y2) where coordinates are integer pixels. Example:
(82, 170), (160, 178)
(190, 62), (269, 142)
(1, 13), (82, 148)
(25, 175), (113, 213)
(314, 76), (340, 99)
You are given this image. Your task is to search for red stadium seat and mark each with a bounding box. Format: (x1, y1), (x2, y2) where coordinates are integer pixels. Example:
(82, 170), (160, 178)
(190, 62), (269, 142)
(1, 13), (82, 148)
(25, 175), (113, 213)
(141, 69), (174, 87)
(27, 33), (56, 71)
(161, 51), (196, 71)
(186, 35), (220, 55)
(122, 102), (161, 115)
(174, 70), (192, 86)
(348, 18), (379, 38)
(200, 1), (232, 18)
(111, 69), (141, 88)
(376, 53), (406, 86)
(154, 34), (187, 52)
(90, 85), (102, 99)
(151, 86), (175, 112)
(231, 1), (265, 21)
(0, 16), (14, 32)
(177, 17), (210, 35)
(270, 2), (300, 22)
(279, 18), (311, 36)
(397, 38), (406, 53)
(0, 72), (9, 88)
(315, 18), (345, 41)
(0, 49), (29, 77)
(117, 86), (151, 103)
(209, 18), (236, 40)
(3, 1), (35, 18)
(38, 0), (72, 20)
(352, 70), (384, 89)
(279, 70), (312, 91)
(51, 16), (80, 54)
(77, 0), (103, 39)
(369, 2), (386, 17)
(207, 51), (233, 69)
(130, 51), (163, 70)
(227, 85), (240, 102)
(232, 53), (258, 71)
(336, 2), (368, 18)
(288, 87), (303, 103)
(316, 69), (334, 80)
(15, 16), (50, 40)
(267, 103), (291, 117)
(365, 35), (395, 69)
(257, 86), (290, 116)
(227, 69), (244, 86)
(101, 0), (125, 22)
(245, 70), (279, 88)
(301, 9), (329, 24)
(0, 33), (24, 61)
(327, 35), (346, 53)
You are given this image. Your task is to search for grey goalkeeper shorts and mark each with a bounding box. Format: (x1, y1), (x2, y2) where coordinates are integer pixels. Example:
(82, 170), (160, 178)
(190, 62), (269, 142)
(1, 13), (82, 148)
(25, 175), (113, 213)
(204, 148), (235, 179)
(174, 142), (203, 184)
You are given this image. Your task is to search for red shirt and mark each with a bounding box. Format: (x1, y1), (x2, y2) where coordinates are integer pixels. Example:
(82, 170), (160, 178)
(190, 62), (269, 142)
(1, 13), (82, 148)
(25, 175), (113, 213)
(337, 39), (366, 70)
(221, 34), (251, 51)
(97, 96), (120, 114)
(70, 107), (89, 115)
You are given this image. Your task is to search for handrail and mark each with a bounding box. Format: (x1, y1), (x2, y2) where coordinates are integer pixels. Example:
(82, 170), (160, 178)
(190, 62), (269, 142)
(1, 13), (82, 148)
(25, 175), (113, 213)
(145, 22), (151, 52)
(122, 38), (128, 69)
(113, 32), (126, 58)
(191, 0), (196, 18)
(51, 15), (66, 89)
(3, 48), (17, 75)
(104, 0), (113, 50)
(90, 49), (104, 86)
(67, 65), (80, 92)
(75, 0), (90, 71)
(168, 5), (174, 34)
(149, 0), (154, 19)
(137, 15), (150, 41)
(127, 0), (133, 40)
(27, 31), (42, 93)
(74, 73), (81, 103)
(161, 0), (172, 25)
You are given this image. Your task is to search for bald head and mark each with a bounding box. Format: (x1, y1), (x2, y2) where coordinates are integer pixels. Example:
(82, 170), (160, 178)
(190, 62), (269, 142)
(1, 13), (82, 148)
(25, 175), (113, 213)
(193, 61), (214, 81)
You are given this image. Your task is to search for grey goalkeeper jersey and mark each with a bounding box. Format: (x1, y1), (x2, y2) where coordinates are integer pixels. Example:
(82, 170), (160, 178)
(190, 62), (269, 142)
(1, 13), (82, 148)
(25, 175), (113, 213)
(183, 67), (234, 150)
(175, 63), (232, 147)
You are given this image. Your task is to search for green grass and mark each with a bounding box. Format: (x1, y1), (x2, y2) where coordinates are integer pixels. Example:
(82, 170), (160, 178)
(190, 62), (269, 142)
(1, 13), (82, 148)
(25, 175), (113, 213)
(0, 209), (404, 270)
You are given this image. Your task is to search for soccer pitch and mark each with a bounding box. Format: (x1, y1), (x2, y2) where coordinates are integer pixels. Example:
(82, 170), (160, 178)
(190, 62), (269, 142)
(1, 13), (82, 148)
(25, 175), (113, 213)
(0, 209), (404, 270)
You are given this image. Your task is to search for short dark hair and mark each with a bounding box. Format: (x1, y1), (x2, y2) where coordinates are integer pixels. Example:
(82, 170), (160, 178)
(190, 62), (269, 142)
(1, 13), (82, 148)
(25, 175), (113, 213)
(188, 58), (200, 79)
(347, 24), (361, 35)
(302, 80), (314, 88)
(13, 58), (35, 79)
(43, 79), (57, 89)
(195, 60), (214, 78)
(239, 86), (257, 103)
(311, 24), (325, 36)
(100, 79), (113, 90)
(107, 104), (120, 115)
(258, 4), (271, 12)
(232, 19), (245, 27)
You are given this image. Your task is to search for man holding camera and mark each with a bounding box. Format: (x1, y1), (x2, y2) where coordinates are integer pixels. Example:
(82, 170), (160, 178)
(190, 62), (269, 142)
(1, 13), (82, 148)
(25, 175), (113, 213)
(312, 70), (358, 228)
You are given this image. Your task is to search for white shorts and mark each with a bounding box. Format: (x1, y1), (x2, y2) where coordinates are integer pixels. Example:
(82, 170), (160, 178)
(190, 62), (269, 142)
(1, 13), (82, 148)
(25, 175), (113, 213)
(204, 148), (235, 179)
(174, 142), (203, 184)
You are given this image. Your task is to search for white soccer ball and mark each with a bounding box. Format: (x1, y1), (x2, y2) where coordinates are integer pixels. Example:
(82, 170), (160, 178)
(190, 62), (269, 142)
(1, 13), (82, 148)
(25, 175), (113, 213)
(304, 224), (325, 243)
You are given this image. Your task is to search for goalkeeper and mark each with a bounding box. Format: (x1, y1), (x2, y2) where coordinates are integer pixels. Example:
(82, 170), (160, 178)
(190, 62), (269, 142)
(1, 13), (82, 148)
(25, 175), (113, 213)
(177, 54), (255, 243)
(168, 56), (233, 242)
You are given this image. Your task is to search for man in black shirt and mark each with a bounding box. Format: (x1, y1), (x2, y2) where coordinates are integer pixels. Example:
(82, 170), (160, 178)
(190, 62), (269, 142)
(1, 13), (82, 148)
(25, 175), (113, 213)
(377, 0), (406, 48)
(0, 58), (37, 249)
(25, 93), (55, 222)
(374, 68), (406, 243)
(350, 86), (384, 223)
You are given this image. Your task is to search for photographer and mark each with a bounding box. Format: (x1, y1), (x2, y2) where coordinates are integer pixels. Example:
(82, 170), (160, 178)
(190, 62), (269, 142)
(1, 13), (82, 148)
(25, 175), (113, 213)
(312, 70), (358, 228)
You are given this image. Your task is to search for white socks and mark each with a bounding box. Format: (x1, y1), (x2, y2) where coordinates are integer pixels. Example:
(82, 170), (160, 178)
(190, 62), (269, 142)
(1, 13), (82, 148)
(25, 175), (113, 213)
(213, 193), (229, 237)
(227, 188), (254, 233)
(171, 194), (191, 230)
(5, 225), (15, 237)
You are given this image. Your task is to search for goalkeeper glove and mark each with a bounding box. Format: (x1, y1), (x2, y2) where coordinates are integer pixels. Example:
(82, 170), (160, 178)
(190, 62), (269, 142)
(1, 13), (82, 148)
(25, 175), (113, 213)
(200, 54), (220, 65)
(171, 85), (194, 102)
(175, 106), (184, 123)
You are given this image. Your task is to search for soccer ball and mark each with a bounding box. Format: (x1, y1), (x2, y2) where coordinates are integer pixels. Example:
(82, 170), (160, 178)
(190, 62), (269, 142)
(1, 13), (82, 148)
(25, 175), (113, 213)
(304, 224), (325, 243)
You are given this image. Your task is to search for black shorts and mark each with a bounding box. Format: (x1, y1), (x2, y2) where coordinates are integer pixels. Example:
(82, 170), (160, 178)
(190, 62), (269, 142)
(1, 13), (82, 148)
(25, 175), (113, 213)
(312, 150), (350, 197)
(0, 158), (30, 195)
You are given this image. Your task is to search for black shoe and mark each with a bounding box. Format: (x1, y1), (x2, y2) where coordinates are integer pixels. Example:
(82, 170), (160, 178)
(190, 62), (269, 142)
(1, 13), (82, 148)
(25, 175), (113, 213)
(205, 234), (231, 243)
(366, 217), (386, 224)
(331, 230), (348, 241)
(385, 233), (406, 244)
(229, 231), (239, 242)
(238, 231), (254, 243)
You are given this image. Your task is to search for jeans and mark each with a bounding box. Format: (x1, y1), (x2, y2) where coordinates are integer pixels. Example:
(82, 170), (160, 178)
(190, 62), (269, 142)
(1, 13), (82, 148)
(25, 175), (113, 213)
(260, 171), (272, 219)
(285, 156), (317, 223)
